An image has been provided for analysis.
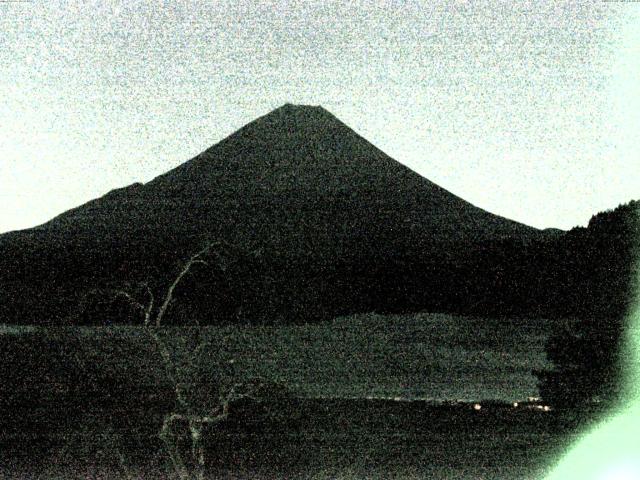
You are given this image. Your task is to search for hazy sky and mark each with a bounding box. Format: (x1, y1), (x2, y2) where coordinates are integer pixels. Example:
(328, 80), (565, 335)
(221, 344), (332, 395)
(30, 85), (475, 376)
(1, 0), (638, 234)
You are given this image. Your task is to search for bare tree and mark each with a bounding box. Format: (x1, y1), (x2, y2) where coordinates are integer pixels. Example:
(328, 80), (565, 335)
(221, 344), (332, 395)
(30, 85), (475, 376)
(71, 241), (268, 480)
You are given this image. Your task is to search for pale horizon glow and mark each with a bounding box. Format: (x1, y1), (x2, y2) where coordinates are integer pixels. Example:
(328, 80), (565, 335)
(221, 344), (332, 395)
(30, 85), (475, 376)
(1, 1), (639, 234)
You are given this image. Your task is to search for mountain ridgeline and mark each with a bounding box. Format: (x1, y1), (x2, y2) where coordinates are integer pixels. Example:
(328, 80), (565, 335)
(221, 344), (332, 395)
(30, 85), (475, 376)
(0, 104), (637, 326)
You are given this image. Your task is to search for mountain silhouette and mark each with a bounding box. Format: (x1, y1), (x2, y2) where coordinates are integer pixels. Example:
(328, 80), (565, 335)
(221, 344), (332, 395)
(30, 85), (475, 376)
(0, 104), (557, 325)
(38, 104), (537, 241)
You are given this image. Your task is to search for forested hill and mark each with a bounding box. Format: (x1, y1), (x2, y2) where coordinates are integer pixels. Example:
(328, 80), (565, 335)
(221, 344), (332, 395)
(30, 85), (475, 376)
(483, 199), (639, 321)
(535, 200), (639, 407)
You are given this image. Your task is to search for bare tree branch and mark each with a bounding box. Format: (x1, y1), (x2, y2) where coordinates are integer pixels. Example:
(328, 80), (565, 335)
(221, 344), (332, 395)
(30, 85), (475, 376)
(112, 289), (146, 312)
(70, 239), (257, 480)
(142, 282), (155, 326)
(155, 242), (219, 326)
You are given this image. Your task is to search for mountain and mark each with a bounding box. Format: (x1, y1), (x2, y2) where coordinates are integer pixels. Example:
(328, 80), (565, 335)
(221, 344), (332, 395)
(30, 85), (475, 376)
(0, 104), (556, 325)
(33, 104), (537, 241)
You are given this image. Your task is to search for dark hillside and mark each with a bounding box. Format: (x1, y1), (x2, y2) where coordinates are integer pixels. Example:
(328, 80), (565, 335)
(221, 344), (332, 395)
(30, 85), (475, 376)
(535, 200), (640, 407)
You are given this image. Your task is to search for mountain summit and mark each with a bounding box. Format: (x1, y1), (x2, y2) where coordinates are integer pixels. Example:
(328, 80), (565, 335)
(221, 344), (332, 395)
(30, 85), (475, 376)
(0, 105), (548, 325)
(42, 104), (535, 241)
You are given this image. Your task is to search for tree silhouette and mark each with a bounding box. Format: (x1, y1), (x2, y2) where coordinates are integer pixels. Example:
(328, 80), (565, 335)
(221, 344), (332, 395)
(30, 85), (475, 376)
(69, 240), (283, 479)
(535, 201), (639, 408)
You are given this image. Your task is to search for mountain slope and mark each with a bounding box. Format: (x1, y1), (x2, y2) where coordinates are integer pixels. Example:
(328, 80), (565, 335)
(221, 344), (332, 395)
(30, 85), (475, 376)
(37, 104), (536, 242)
(0, 104), (552, 325)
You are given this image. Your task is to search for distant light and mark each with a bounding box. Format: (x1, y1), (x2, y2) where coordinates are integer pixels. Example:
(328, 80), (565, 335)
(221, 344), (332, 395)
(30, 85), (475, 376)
(513, 402), (519, 408)
(473, 403), (482, 411)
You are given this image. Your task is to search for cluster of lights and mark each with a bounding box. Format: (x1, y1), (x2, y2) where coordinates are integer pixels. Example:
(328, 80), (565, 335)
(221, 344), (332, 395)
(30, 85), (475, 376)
(470, 400), (551, 412)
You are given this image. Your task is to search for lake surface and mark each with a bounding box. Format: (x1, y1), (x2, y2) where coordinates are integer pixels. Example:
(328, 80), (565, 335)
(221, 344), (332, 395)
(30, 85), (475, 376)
(0, 312), (555, 402)
(0, 313), (583, 479)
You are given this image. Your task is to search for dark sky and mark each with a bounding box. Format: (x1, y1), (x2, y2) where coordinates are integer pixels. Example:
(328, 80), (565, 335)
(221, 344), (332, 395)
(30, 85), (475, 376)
(1, 0), (638, 233)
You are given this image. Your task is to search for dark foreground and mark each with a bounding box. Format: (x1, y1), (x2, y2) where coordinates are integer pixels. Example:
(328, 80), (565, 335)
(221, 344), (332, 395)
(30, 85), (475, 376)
(0, 399), (603, 480)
